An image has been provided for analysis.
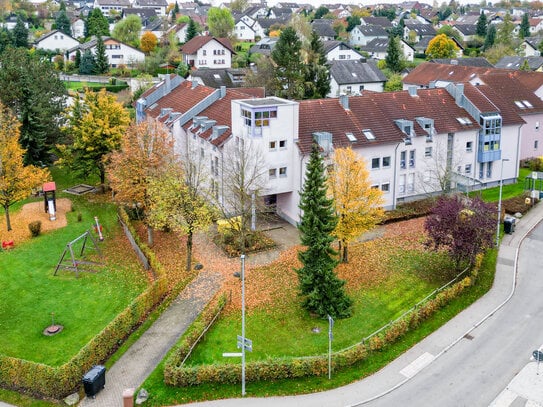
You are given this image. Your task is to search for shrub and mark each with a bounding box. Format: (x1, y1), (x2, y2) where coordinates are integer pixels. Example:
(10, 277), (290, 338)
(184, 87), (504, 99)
(28, 221), (42, 237)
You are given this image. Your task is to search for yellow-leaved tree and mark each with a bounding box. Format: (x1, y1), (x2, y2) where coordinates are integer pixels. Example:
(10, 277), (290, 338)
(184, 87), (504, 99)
(425, 33), (459, 59)
(0, 103), (50, 231)
(328, 147), (384, 263)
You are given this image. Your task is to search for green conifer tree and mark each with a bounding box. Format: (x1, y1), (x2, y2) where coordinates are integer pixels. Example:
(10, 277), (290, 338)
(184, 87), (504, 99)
(13, 16), (28, 48)
(94, 36), (109, 74)
(304, 30), (330, 99)
(385, 35), (403, 73)
(296, 141), (353, 319)
(271, 26), (304, 100)
(185, 18), (198, 42)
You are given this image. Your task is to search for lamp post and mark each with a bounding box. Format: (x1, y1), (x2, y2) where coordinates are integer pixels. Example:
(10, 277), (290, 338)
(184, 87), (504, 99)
(496, 158), (510, 247)
(233, 254), (247, 396)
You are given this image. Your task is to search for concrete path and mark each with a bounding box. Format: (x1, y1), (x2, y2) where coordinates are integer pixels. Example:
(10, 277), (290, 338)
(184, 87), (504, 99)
(78, 270), (223, 407)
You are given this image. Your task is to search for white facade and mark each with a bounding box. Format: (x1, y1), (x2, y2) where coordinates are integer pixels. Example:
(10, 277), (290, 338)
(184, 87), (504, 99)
(325, 44), (363, 61)
(329, 80), (384, 97)
(66, 37), (145, 67)
(184, 40), (233, 69)
(71, 18), (85, 39)
(35, 30), (80, 52)
(235, 20), (256, 41)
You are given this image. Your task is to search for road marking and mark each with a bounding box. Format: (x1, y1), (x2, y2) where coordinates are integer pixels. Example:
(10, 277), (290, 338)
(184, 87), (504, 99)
(489, 389), (518, 407)
(399, 352), (435, 378)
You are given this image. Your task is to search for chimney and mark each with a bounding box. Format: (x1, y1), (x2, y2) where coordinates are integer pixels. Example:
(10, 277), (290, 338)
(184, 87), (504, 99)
(339, 94), (349, 110)
(165, 74), (171, 94)
(408, 86), (417, 97)
(220, 85), (226, 98)
(429, 81), (436, 89)
(191, 80), (198, 89)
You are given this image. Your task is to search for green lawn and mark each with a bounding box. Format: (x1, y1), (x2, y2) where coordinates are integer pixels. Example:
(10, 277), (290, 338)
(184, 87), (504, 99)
(473, 167), (532, 202)
(63, 81), (106, 90)
(0, 168), (148, 366)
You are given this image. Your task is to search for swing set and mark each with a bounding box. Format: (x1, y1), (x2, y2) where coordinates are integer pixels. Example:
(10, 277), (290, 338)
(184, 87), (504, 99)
(54, 230), (103, 278)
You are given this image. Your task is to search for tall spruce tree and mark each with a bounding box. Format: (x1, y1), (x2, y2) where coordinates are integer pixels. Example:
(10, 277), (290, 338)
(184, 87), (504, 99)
(79, 49), (95, 74)
(476, 12), (487, 37)
(186, 18), (198, 42)
(56, 10), (71, 35)
(271, 26), (304, 100)
(304, 30), (330, 99)
(385, 35), (403, 72)
(296, 141), (352, 319)
(520, 12), (530, 39)
(85, 8), (109, 38)
(13, 16), (28, 48)
(484, 24), (496, 50)
(94, 36), (109, 74)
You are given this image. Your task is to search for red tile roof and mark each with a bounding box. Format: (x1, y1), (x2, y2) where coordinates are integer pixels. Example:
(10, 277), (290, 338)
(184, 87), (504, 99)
(180, 36), (235, 55)
(464, 83), (525, 126)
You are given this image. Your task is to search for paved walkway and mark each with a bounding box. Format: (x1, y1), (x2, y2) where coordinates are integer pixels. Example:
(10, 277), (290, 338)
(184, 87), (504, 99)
(78, 270), (223, 407)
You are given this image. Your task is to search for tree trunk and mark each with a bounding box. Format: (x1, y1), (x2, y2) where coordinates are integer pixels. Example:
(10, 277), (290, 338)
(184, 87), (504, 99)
(4, 206), (11, 232)
(186, 230), (193, 272)
(343, 243), (349, 263)
(147, 224), (154, 246)
(100, 167), (106, 185)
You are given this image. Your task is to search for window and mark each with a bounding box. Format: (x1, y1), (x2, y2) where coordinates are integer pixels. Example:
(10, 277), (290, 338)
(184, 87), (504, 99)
(371, 184), (379, 189)
(241, 109), (252, 126)
(371, 157), (380, 169)
(407, 173), (415, 192)
(409, 150), (415, 167)
(200, 148), (204, 158)
(536, 121), (540, 131)
(479, 163), (484, 178)
(346, 85), (352, 93)
(400, 151), (406, 169)
(279, 167), (287, 177)
(381, 182), (390, 193)
(269, 168), (277, 178)
(399, 174), (406, 194)
(486, 161), (492, 178)
(279, 140), (287, 149)
(214, 156), (219, 176)
(339, 54), (346, 59)
(425, 147), (432, 157)
(466, 141), (473, 152)
(359, 85), (364, 92)
(535, 140), (539, 149)
(269, 141), (277, 150)
(382, 156), (391, 168)
(203, 50), (206, 56)
(465, 164), (472, 174)
(112, 55), (122, 59)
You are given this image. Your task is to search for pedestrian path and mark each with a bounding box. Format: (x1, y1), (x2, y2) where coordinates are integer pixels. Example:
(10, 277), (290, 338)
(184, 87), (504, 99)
(78, 270), (223, 407)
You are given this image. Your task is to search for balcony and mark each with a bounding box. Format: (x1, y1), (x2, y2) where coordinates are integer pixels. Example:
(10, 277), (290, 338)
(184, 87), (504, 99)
(477, 149), (501, 163)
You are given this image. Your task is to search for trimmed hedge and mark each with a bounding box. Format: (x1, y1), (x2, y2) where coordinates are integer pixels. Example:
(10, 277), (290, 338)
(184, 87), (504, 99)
(164, 276), (472, 386)
(0, 208), (170, 398)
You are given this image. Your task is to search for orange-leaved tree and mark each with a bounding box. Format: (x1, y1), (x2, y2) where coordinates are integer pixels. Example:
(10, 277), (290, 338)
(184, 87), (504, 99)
(107, 119), (175, 245)
(0, 103), (50, 231)
(140, 31), (158, 54)
(328, 147), (384, 263)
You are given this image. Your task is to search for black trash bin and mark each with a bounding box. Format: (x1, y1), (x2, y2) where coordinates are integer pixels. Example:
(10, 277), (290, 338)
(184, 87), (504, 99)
(82, 365), (106, 398)
(504, 217), (516, 234)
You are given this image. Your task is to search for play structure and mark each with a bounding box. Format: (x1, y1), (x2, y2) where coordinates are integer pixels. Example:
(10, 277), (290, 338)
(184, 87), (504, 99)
(54, 230), (103, 278)
(43, 181), (57, 221)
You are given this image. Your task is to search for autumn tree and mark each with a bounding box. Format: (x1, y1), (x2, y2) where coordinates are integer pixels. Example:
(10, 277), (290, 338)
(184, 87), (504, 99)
(148, 163), (214, 272)
(426, 33), (459, 59)
(207, 7), (234, 38)
(271, 26), (304, 100)
(58, 88), (130, 184)
(425, 195), (495, 270)
(140, 31), (158, 53)
(496, 13), (515, 47)
(107, 120), (175, 245)
(296, 142), (352, 319)
(328, 148), (384, 263)
(384, 73), (403, 91)
(0, 104), (49, 231)
(244, 55), (276, 96)
(0, 48), (67, 165)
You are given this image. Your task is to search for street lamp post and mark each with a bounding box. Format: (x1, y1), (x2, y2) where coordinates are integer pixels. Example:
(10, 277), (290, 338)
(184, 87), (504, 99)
(233, 255), (250, 396)
(496, 158), (510, 247)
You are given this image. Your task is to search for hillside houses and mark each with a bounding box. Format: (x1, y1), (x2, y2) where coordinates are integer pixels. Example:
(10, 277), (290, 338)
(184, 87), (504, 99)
(136, 66), (543, 225)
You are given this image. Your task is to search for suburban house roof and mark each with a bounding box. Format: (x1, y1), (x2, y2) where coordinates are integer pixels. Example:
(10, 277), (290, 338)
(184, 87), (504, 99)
(249, 37), (278, 56)
(429, 58), (494, 68)
(256, 17), (288, 29)
(35, 29), (77, 43)
(403, 62), (497, 86)
(181, 36), (235, 54)
(361, 37), (390, 52)
(404, 21), (437, 36)
(122, 7), (157, 21)
(135, 0), (167, 6)
(95, 0), (130, 6)
(494, 56), (543, 71)
(311, 19), (336, 38)
(463, 83), (525, 126)
(360, 16), (393, 28)
(330, 59), (387, 85)
(322, 40), (362, 55)
(189, 68), (247, 88)
(453, 24), (478, 36)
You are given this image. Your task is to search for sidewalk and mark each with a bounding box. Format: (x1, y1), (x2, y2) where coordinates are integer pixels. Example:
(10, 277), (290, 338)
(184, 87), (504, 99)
(78, 270), (223, 407)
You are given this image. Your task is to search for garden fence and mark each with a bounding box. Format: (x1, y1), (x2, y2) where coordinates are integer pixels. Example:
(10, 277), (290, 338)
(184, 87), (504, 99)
(118, 215), (150, 271)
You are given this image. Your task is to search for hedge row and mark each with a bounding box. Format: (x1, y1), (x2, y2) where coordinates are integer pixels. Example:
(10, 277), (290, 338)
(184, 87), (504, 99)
(0, 208), (169, 398)
(164, 276), (472, 386)
(76, 84), (129, 93)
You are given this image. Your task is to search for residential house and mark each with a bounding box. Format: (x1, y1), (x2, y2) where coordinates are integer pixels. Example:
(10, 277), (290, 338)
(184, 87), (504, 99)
(328, 58), (387, 97)
(452, 24), (478, 43)
(180, 36), (235, 69)
(311, 19), (336, 42)
(71, 17), (85, 39)
(66, 36), (145, 67)
(403, 20), (436, 43)
(35, 30), (80, 52)
(322, 40), (364, 61)
(141, 18), (164, 40)
(359, 16), (393, 29)
(93, 0), (131, 17)
(165, 23), (188, 44)
(188, 68), (248, 88)
(520, 36), (543, 57)
(139, 73), (522, 225)
(235, 17), (257, 42)
(429, 58), (494, 68)
(249, 37), (279, 57)
(255, 18), (288, 37)
(268, 7), (292, 20)
(360, 37), (415, 61)
(132, 0), (168, 17)
(529, 18), (543, 35)
(349, 24), (388, 47)
(122, 8), (158, 26)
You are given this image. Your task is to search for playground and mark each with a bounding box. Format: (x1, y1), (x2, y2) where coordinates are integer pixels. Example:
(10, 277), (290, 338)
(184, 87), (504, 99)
(0, 192), (149, 366)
